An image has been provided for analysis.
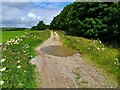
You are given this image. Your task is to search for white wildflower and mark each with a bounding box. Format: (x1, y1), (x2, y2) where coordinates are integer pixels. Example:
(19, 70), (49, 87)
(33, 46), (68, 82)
(97, 48), (100, 50)
(17, 65), (21, 68)
(117, 63), (120, 66)
(101, 48), (105, 51)
(18, 83), (23, 86)
(0, 81), (4, 85)
(114, 62), (117, 65)
(114, 58), (119, 66)
(24, 70), (26, 73)
(16, 36), (18, 38)
(1, 59), (5, 62)
(23, 51), (26, 53)
(17, 61), (21, 63)
(115, 58), (119, 63)
(7, 43), (9, 45)
(93, 40), (96, 43)
(17, 38), (20, 40)
(98, 40), (102, 44)
(115, 58), (118, 61)
(88, 48), (90, 49)
(0, 43), (2, 45)
(31, 55), (33, 58)
(16, 42), (19, 44)
(0, 67), (6, 72)
(3, 47), (7, 51)
(20, 39), (23, 41)
(13, 39), (15, 42)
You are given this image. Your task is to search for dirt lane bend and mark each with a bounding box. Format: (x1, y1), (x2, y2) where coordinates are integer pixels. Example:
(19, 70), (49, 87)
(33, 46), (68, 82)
(30, 31), (116, 88)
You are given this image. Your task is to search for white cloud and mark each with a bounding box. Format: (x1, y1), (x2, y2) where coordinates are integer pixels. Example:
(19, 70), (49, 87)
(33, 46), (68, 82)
(27, 12), (41, 21)
(21, 17), (25, 21)
(20, 12), (42, 27)
(27, 12), (36, 19)
(38, 16), (41, 19)
(30, 8), (62, 25)
(2, 2), (72, 27)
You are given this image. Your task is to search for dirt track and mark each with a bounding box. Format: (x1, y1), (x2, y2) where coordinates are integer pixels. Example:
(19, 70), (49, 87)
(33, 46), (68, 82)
(30, 31), (117, 88)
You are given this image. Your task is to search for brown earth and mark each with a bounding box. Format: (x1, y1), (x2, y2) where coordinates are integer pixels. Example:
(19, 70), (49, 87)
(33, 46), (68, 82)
(30, 31), (118, 88)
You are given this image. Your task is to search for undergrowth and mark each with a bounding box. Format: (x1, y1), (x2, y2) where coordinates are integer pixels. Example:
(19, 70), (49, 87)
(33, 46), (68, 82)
(1, 30), (50, 88)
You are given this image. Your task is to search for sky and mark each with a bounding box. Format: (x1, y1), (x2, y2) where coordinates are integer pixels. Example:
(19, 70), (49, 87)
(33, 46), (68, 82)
(1, 0), (75, 28)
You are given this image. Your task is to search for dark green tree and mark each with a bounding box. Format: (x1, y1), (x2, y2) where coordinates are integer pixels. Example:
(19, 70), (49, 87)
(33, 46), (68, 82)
(50, 2), (120, 42)
(31, 21), (49, 30)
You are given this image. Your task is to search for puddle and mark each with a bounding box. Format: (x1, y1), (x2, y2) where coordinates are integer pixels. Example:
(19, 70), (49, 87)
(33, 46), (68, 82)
(40, 45), (75, 57)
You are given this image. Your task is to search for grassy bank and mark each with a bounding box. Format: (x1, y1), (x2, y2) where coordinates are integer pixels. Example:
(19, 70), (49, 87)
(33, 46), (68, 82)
(58, 31), (120, 86)
(0, 31), (27, 43)
(1, 30), (50, 88)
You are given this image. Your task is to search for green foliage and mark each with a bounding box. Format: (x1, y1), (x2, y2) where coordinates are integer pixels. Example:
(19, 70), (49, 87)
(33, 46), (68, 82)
(31, 21), (49, 30)
(58, 31), (120, 86)
(50, 2), (120, 42)
(1, 31), (50, 88)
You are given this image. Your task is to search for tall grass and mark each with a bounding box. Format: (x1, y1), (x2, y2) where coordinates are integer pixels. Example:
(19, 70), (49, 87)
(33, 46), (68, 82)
(1, 30), (50, 88)
(58, 31), (120, 86)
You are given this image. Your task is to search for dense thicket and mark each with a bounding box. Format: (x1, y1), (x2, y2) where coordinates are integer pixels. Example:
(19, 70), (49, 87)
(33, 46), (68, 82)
(31, 21), (48, 30)
(50, 2), (120, 42)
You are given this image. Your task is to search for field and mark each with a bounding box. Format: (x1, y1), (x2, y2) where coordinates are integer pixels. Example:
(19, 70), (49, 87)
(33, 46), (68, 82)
(58, 31), (120, 85)
(1, 30), (50, 88)
(0, 31), (28, 43)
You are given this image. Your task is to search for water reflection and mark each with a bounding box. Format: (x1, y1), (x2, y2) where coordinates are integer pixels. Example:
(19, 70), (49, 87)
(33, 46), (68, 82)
(40, 45), (75, 57)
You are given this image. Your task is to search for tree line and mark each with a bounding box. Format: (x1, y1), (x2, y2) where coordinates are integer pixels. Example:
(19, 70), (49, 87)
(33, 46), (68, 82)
(49, 2), (120, 43)
(1, 28), (28, 31)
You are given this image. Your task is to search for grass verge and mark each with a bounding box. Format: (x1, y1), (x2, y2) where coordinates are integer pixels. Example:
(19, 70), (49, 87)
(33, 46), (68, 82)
(58, 31), (120, 87)
(1, 31), (26, 43)
(1, 30), (50, 88)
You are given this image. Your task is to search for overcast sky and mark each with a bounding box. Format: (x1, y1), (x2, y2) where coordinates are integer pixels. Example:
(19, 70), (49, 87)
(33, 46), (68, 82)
(1, 0), (74, 28)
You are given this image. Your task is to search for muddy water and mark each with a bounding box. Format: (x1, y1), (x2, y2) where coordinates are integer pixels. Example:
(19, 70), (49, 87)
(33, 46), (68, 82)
(40, 45), (75, 57)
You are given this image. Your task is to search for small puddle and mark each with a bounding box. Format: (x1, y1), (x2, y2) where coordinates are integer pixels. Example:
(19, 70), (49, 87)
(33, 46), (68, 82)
(40, 45), (75, 57)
